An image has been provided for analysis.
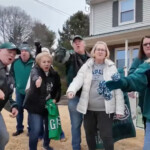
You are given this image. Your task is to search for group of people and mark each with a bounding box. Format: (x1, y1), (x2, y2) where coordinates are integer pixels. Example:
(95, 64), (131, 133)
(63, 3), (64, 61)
(0, 42), (63, 150)
(0, 35), (150, 150)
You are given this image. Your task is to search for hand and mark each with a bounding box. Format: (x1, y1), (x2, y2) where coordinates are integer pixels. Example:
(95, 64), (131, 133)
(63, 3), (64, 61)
(36, 76), (42, 88)
(10, 108), (18, 118)
(53, 99), (56, 103)
(116, 114), (124, 119)
(0, 89), (5, 100)
(67, 92), (75, 99)
(128, 92), (136, 98)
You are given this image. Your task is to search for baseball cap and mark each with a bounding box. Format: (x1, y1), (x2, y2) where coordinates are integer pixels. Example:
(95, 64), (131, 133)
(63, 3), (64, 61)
(0, 42), (20, 54)
(19, 43), (31, 53)
(72, 35), (83, 42)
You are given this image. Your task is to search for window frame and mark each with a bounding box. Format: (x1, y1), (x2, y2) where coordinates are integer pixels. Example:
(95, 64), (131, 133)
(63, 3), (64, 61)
(118, 0), (136, 25)
(115, 46), (139, 69)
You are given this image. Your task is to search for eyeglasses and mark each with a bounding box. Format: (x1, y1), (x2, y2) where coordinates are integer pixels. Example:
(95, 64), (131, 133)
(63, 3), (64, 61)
(95, 48), (106, 52)
(143, 43), (150, 47)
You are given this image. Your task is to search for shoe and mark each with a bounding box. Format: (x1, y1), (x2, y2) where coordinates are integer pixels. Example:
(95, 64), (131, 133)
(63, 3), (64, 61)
(26, 132), (29, 136)
(12, 130), (23, 136)
(42, 145), (53, 150)
(60, 137), (67, 142)
(38, 137), (43, 141)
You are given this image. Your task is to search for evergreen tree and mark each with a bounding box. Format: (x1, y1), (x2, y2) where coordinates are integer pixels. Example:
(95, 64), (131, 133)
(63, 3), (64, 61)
(58, 11), (89, 49)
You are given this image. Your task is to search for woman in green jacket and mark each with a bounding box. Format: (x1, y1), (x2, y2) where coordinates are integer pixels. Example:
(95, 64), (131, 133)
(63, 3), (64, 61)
(106, 59), (150, 150)
(128, 36), (150, 128)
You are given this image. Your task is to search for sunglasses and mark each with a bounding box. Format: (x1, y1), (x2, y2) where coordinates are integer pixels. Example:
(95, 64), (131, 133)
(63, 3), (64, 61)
(143, 43), (150, 47)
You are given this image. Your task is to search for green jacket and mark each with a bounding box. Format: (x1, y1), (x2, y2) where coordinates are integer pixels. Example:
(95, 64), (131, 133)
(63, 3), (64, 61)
(128, 57), (147, 110)
(108, 62), (150, 121)
(128, 57), (146, 75)
(11, 57), (34, 95)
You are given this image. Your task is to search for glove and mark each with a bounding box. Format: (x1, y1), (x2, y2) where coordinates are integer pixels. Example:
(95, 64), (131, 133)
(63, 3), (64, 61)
(111, 72), (120, 81)
(103, 87), (112, 100)
(98, 81), (112, 101)
(97, 72), (121, 100)
(106, 80), (124, 91)
(97, 80), (106, 95)
(55, 47), (66, 63)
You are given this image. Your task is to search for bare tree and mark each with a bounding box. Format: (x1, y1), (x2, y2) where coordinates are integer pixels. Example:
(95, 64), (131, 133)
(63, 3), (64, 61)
(28, 21), (56, 49)
(0, 6), (33, 45)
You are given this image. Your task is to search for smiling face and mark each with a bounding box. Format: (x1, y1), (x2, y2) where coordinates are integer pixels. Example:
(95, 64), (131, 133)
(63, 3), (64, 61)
(143, 38), (150, 58)
(0, 49), (16, 66)
(39, 56), (51, 72)
(94, 44), (107, 64)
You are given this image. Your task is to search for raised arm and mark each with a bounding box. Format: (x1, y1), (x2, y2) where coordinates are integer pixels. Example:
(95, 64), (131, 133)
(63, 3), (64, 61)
(106, 62), (150, 92)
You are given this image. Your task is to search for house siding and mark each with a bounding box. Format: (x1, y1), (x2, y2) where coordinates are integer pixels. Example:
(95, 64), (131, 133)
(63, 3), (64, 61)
(90, 1), (112, 35)
(90, 0), (150, 36)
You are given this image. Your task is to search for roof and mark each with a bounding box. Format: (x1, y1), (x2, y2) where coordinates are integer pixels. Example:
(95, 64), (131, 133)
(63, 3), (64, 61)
(84, 25), (150, 48)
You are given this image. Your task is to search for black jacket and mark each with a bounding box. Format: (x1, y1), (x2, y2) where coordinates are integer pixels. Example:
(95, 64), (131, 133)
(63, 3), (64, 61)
(66, 52), (89, 96)
(24, 65), (61, 115)
(0, 61), (17, 112)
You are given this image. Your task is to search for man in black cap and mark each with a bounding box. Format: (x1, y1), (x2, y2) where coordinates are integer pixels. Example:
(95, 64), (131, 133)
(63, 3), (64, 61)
(55, 35), (89, 150)
(11, 42), (34, 136)
(0, 42), (20, 150)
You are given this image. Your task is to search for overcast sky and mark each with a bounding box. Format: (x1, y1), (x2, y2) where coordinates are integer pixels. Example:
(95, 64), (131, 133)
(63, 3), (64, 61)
(0, 0), (89, 47)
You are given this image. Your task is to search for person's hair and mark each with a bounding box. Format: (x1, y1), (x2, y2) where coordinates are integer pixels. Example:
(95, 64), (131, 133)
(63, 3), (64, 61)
(35, 52), (53, 66)
(41, 47), (50, 54)
(138, 35), (150, 59)
(90, 41), (110, 59)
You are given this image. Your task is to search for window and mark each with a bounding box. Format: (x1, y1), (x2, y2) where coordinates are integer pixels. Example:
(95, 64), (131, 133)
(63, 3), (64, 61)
(116, 50), (129, 69)
(115, 47), (139, 69)
(128, 48), (138, 68)
(132, 48), (138, 60)
(119, 0), (135, 24)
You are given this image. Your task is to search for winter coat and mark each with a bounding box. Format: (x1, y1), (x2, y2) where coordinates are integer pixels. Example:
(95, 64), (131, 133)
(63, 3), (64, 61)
(11, 56), (34, 95)
(116, 61), (150, 121)
(0, 61), (17, 111)
(58, 50), (90, 97)
(24, 65), (61, 115)
(128, 57), (147, 111)
(65, 51), (90, 86)
(67, 58), (125, 115)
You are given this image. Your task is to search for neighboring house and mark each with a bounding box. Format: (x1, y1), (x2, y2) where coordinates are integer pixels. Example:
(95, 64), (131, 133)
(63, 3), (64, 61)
(85, 0), (150, 69)
(85, 0), (149, 128)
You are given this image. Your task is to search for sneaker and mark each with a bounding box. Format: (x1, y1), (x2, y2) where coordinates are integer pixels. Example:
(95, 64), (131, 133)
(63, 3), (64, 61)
(12, 130), (23, 136)
(38, 137), (43, 142)
(42, 145), (53, 150)
(60, 137), (67, 142)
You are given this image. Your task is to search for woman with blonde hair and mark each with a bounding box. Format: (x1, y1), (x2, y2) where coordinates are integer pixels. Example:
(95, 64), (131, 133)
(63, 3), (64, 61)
(67, 41), (124, 150)
(24, 52), (61, 150)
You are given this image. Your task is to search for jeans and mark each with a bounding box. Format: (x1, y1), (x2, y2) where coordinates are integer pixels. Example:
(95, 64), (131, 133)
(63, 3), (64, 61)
(84, 111), (114, 150)
(143, 121), (150, 150)
(60, 130), (65, 139)
(28, 112), (50, 150)
(0, 113), (9, 150)
(16, 91), (25, 132)
(39, 122), (44, 139)
(68, 96), (83, 150)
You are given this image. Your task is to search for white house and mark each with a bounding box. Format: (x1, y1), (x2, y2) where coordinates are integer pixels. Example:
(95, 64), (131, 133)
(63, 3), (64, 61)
(85, 0), (150, 128)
